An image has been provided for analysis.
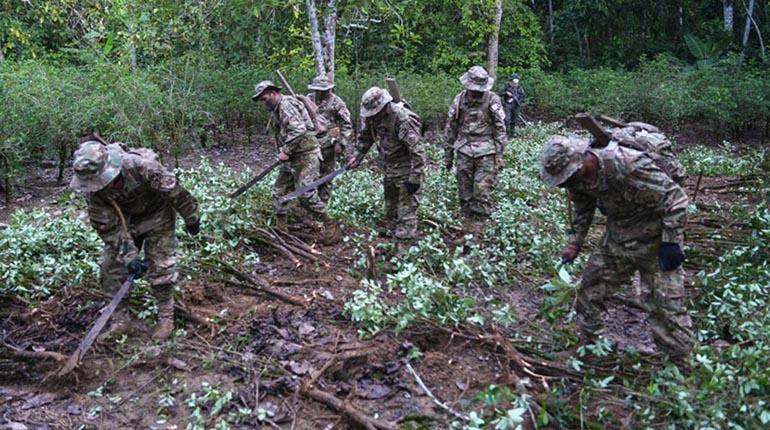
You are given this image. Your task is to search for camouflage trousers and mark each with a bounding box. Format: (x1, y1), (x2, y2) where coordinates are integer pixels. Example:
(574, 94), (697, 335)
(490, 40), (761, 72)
(99, 207), (178, 298)
(318, 144), (339, 203)
(383, 172), (422, 240)
(272, 149), (327, 219)
(503, 104), (520, 134)
(456, 153), (497, 219)
(576, 234), (693, 357)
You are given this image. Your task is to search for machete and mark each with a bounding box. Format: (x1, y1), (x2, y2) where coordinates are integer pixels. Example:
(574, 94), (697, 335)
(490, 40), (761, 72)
(229, 160), (280, 199)
(57, 273), (137, 377)
(279, 165), (348, 205)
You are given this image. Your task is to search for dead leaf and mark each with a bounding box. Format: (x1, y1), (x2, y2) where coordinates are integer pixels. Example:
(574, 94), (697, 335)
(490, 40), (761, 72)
(167, 357), (189, 371)
(455, 380), (468, 391)
(356, 380), (392, 399)
(286, 360), (312, 375)
(298, 322), (316, 337)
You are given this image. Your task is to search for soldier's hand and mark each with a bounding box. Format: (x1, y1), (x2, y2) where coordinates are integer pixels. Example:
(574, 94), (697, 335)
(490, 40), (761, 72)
(186, 220), (201, 236)
(402, 181), (420, 195)
(334, 143), (344, 155)
(659, 242), (685, 271)
(560, 244), (580, 264)
(444, 157), (453, 172)
(278, 152), (289, 162)
(346, 156), (360, 169)
(495, 157), (506, 169)
(127, 259), (148, 278)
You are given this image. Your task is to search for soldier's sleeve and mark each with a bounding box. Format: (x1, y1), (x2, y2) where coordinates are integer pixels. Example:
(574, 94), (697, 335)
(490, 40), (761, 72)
(489, 94), (507, 154)
(568, 190), (596, 247)
(280, 99), (309, 156)
(444, 94), (461, 159)
(335, 98), (354, 146)
(355, 118), (375, 160)
(86, 194), (117, 234)
(623, 155), (689, 243)
(140, 160), (200, 226)
(397, 113), (426, 183)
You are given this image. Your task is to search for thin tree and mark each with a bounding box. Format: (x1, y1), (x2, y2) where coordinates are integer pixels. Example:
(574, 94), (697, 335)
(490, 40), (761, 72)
(723, 0), (734, 32)
(487, 0), (503, 78)
(742, 0), (755, 47)
(306, 0), (328, 77)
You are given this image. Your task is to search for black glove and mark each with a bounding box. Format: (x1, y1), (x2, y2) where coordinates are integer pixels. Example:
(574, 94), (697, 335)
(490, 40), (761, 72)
(127, 259), (148, 278)
(186, 220), (201, 236)
(402, 182), (420, 195)
(659, 242), (685, 271)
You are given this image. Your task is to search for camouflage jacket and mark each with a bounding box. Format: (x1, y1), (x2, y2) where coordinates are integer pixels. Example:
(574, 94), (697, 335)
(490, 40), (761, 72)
(270, 95), (319, 156)
(356, 102), (426, 183)
(568, 142), (688, 247)
(500, 83), (525, 106)
(445, 90), (507, 158)
(86, 144), (199, 239)
(307, 92), (354, 148)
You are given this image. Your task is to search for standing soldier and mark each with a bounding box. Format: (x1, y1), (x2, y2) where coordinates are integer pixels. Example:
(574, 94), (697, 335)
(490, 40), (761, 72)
(70, 136), (200, 340)
(347, 87), (425, 245)
(500, 74), (525, 136)
(445, 66), (507, 235)
(539, 135), (693, 361)
(307, 75), (354, 202)
(252, 80), (341, 244)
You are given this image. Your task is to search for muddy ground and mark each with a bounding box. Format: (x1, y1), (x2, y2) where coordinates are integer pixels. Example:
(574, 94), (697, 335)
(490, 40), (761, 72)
(0, 123), (761, 429)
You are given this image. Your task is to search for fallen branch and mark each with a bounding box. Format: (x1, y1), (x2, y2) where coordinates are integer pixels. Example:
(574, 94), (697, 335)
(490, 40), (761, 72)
(227, 280), (308, 308)
(1, 341), (67, 362)
(300, 386), (400, 430)
(206, 259), (308, 307)
(405, 362), (469, 422)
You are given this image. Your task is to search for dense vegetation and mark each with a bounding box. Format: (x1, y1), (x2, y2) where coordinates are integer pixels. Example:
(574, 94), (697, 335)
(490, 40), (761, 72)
(2, 0), (770, 428)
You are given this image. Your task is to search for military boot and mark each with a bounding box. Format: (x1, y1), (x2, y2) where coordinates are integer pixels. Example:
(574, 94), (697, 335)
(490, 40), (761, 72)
(152, 286), (175, 340)
(321, 215), (342, 245)
(274, 213), (288, 232)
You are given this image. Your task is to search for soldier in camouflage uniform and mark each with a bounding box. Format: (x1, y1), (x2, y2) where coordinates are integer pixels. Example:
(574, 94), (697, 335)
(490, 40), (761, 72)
(70, 136), (200, 340)
(252, 80), (341, 244)
(540, 135), (693, 359)
(500, 74), (525, 137)
(445, 66), (507, 234)
(307, 76), (354, 202)
(347, 87), (426, 242)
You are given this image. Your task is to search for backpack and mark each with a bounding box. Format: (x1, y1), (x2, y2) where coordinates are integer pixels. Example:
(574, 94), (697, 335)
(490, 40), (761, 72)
(609, 125), (687, 184)
(295, 94), (329, 135)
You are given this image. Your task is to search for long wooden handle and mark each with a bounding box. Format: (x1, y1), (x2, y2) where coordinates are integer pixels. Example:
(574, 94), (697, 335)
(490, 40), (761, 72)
(276, 70), (296, 97)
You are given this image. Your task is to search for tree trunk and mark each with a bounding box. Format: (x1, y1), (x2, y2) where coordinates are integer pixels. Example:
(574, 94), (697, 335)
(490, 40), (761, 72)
(723, 0), (734, 32)
(322, 0), (337, 81)
(548, 0), (554, 44)
(0, 47), (5, 63)
(742, 0), (755, 47)
(487, 0), (503, 78)
(305, 0), (327, 78)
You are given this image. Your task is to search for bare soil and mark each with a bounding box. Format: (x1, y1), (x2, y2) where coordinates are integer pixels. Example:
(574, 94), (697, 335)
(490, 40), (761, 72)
(0, 126), (760, 429)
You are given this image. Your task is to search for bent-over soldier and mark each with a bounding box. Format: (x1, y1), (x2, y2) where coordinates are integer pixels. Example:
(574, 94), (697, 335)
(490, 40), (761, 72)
(70, 136), (200, 340)
(445, 66), (507, 234)
(347, 87), (425, 243)
(252, 80), (341, 244)
(307, 76), (354, 202)
(540, 135), (693, 360)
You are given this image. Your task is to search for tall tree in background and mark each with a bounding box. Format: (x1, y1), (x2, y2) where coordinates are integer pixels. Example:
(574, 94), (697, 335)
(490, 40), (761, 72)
(723, 0), (734, 32)
(487, 0), (503, 78)
(305, 0), (338, 80)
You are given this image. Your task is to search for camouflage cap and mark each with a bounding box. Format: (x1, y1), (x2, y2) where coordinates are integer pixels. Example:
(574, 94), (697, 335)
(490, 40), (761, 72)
(360, 87), (393, 118)
(509, 73), (521, 81)
(252, 80), (282, 100)
(70, 141), (123, 193)
(539, 135), (589, 187)
(460, 66), (494, 92)
(308, 75), (335, 91)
